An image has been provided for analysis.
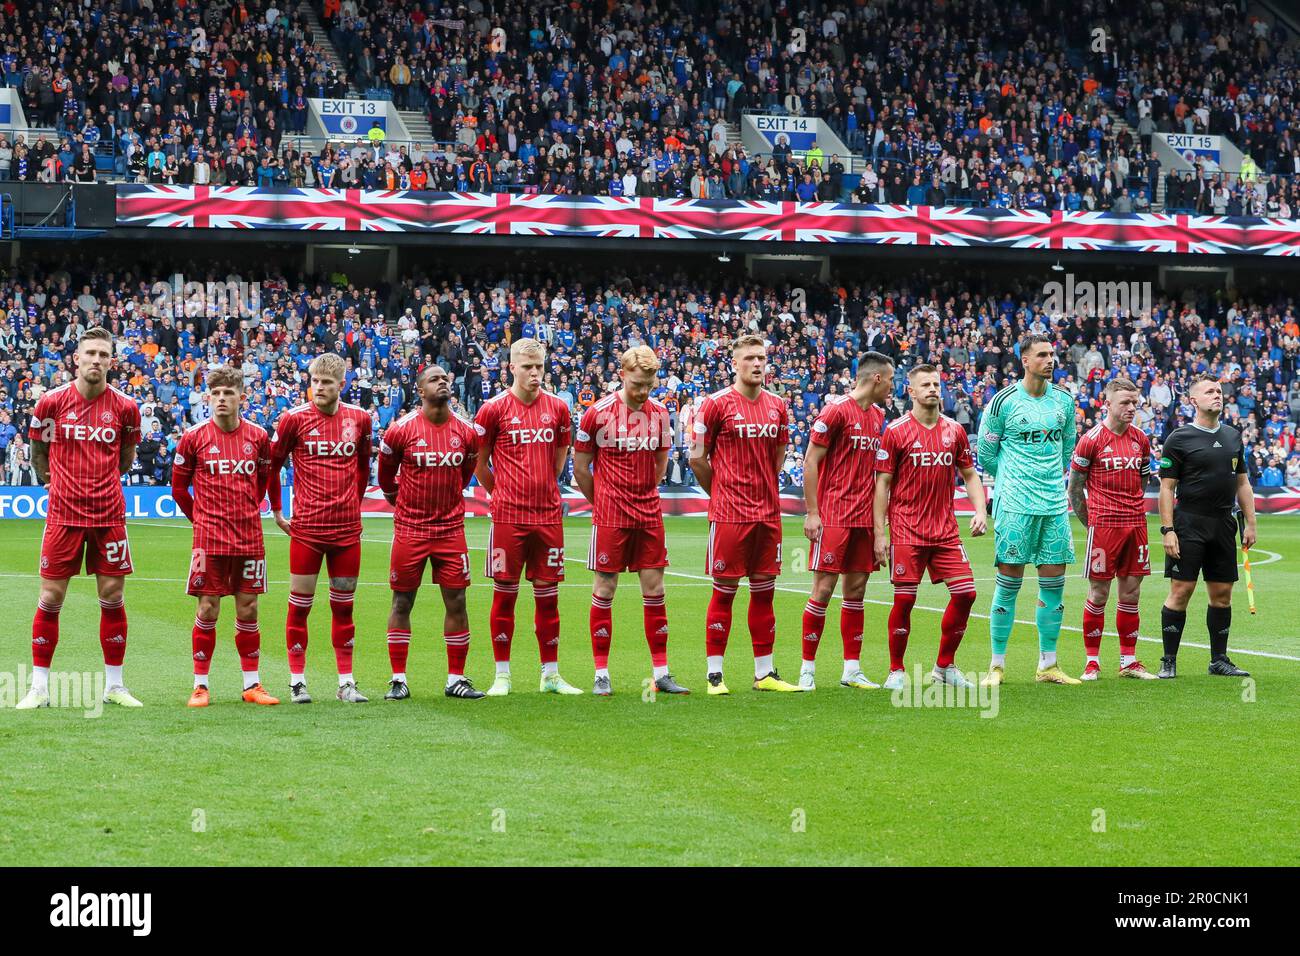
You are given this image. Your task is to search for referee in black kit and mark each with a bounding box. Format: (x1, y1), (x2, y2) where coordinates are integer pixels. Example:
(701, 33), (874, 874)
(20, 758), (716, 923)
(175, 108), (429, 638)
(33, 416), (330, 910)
(1157, 374), (1257, 678)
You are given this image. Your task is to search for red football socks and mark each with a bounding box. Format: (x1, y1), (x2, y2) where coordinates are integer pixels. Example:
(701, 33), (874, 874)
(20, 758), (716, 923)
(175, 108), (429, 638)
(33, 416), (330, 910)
(286, 591), (313, 673)
(489, 581), (519, 662)
(939, 580), (977, 668)
(888, 586), (918, 670)
(705, 582), (737, 657)
(801, 598), (828, 662)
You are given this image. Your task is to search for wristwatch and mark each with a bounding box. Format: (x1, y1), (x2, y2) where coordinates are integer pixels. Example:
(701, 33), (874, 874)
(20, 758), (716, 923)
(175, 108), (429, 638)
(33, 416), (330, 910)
(1159, 526), (1174, 535)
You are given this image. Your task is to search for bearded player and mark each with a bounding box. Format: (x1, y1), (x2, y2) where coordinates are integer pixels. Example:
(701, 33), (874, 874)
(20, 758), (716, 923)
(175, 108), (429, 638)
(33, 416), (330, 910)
(379, 365), (484, 699)
(690, 334), (802, 694)
(1068, 377), (1159, 680)
(574, 345), (689, 696)
(18, 326), (142, 710)
(172, 365), (277, 706)
(873, 364), (987, 689)
(474, 338), (581, 696)
(798, 351), (894, 691)
(268, 353), (373, 704)
(976, 334), (1080, 686)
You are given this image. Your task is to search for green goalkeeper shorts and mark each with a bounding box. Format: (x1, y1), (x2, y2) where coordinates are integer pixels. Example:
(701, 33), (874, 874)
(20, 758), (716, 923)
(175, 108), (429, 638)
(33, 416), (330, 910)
(993, 511), (1076, 567)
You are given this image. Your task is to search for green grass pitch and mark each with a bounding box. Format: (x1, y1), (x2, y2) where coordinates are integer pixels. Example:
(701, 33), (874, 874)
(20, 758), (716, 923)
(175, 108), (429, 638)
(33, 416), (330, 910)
(1, 514), (1298, 866)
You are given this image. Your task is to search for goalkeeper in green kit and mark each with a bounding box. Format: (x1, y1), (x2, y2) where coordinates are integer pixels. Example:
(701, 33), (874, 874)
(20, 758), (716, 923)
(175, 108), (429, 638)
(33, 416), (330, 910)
(976, 335), (1081, 686)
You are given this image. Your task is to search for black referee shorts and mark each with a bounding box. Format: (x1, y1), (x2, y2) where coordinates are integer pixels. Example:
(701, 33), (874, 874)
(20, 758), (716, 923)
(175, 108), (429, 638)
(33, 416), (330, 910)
(1165, 510), (1239, 583)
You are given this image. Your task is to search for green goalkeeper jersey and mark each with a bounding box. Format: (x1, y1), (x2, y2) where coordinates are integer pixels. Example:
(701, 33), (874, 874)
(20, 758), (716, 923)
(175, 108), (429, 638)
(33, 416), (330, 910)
(976, 380), (1077, 516)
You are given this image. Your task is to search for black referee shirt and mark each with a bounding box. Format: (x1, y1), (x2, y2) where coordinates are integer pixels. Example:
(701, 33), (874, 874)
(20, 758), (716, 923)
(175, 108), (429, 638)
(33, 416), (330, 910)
(1158, 422), (1246, 514)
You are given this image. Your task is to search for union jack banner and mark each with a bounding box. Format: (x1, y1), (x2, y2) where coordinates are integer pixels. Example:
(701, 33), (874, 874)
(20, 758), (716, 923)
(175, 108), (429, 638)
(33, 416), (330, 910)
(115, 186), (1300, 255)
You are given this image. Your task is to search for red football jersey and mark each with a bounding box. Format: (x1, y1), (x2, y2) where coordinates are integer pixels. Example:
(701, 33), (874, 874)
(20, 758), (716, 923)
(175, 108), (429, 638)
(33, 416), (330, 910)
(876, 412), (974, 546)
(29, 383), (140, 527)
(378, 409), (478, 539)
(694, 386), (789, 523)
(809, 394), (886, 528)
(575, 392), (670, 529)
(172, 419), (271, 556)
(270, 401), (372, 544)
(473, 389), (571, 526)
(1071, 422), (1151, 528)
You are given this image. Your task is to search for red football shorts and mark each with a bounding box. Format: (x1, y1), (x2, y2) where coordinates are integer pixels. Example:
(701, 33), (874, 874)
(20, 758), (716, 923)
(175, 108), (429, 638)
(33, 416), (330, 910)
(290, 536), (362, 578)
(39, 524), (133, 579)
(707, 520), (782, 579)
(389, 531), (471, 591)
(187, 553), (268, 596)
(586, 523), (669, 572)
(485, 522), (565, 582)
(809, 525), (877, 575)
(1082, 525), (1151, 580)
(889, 541), (972, 585)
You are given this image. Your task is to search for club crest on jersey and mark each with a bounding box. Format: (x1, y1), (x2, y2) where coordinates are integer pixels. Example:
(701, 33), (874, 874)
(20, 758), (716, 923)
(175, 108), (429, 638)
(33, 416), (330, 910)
(449, 436), (461, 448)
(243, 442), (253, 454)
(768, 409), (779, 421)
(101, 411), (114, 425)
(540, 413), (553, 425)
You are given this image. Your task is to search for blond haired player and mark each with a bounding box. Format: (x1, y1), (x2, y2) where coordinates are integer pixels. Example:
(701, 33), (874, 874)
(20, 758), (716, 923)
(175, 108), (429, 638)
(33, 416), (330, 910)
(268, 353), (373, 703)
(574, 346), (688, 695)
(474, 338), (581, 695)
(1068, 377), (1160, 680)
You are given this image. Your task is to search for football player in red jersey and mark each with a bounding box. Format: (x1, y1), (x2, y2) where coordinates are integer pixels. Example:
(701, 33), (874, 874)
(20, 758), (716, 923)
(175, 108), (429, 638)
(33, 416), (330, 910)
(171, 365), (277, 707)
(473, 338), (580, 696)
(873, 364), (988, 689)
(267, 353), (373, 704)
(1068, 376), (1160, 680)
(799, 351), (894, 691)
(574, 346), (688, 696)
(690, 334), (802, 694)
(19, 327), (142, 710)
(378, 364), (484, 700)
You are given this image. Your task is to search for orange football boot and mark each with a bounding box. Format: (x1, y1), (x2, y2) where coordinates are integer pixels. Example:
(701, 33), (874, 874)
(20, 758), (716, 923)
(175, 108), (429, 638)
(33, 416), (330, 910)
(187, 685), (210, 708)
(241, 683), (280, 705)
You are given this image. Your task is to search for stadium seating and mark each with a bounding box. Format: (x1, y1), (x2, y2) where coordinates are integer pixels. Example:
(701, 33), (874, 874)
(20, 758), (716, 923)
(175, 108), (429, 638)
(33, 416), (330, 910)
(2, 255), (1298, 489)
(0, 0), (1296, 212)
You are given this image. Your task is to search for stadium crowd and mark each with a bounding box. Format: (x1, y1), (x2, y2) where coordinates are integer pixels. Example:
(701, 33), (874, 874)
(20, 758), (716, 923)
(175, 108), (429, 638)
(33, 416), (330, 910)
(0, 0), (1296, 214)
(2, 254), (1300, 492)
